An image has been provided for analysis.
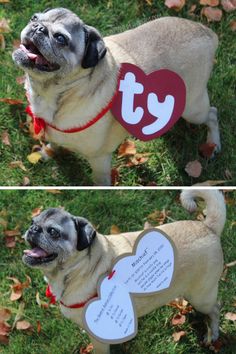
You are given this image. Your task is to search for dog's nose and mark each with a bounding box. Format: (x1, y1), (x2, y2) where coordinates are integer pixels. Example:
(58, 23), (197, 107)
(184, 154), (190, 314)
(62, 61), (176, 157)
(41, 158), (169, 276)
(32, 23), (48, 35)
(30, 224), (42, 234)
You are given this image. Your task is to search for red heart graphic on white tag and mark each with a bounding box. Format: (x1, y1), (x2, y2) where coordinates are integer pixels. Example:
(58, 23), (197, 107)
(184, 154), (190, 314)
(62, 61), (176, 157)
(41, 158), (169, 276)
(111, 63), (186, 141)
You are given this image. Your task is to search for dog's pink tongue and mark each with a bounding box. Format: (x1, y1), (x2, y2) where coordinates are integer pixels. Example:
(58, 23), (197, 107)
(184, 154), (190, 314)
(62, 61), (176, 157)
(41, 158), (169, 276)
(24, 248), (48, 258)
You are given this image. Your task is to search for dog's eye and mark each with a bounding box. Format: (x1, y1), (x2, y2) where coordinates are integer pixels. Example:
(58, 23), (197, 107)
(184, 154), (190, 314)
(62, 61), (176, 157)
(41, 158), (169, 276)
(30, 15), (38, 22)
(54, 33), (67, 46)
(48, 227), (60, 238)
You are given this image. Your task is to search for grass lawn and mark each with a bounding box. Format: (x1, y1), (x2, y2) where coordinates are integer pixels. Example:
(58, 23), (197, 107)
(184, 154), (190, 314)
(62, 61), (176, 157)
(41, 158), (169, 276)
(0, 189), (235, 353)
(0, 1), (235, 186)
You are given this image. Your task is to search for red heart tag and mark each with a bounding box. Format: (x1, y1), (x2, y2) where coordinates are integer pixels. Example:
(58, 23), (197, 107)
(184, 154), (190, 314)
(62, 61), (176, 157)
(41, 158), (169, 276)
(111, 63), (186, 141)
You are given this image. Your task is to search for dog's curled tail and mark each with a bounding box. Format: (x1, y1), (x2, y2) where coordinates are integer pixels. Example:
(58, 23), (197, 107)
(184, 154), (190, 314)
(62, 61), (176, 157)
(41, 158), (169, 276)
(180, 189), (226, 237)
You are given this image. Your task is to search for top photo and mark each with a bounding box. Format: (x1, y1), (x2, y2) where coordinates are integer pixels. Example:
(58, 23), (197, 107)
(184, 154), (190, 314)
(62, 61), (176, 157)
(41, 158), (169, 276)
(0, 0), (235, 186)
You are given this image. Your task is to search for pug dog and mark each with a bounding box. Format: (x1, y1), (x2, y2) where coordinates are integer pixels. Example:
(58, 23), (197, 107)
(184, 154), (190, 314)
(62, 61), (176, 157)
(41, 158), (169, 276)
(12, 8), (220, 185)
(23, 189), (226, 353)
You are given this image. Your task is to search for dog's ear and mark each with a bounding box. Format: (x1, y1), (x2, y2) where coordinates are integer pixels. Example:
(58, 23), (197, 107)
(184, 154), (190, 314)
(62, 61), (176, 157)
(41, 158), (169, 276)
(82, 25), (107, 69)
(73, 217), (96, 251)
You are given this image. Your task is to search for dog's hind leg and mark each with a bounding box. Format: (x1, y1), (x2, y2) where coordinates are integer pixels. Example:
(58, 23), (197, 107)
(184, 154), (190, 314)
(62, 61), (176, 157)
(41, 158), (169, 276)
(91, 337), (110, 354)
(182, 89), (221, 157)
(88, 154), (112, 186)
(188, 285), (220, 343)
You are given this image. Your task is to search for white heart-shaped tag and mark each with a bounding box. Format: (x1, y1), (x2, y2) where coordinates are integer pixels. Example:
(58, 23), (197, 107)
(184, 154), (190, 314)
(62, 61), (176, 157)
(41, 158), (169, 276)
(114, 229), (175, 294)
(84, 275), (136, 343)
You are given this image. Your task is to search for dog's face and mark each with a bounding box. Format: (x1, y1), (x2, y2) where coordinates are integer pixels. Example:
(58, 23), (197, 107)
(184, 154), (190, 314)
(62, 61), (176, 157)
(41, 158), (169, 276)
(12, 7), (106, 78)
(23, 208), (96, 270)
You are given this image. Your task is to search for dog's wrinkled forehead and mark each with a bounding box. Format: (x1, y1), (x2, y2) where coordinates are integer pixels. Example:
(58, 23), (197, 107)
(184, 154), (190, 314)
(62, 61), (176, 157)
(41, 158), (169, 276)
(33, 8), (83, 32)
(33, 208), (73, 228)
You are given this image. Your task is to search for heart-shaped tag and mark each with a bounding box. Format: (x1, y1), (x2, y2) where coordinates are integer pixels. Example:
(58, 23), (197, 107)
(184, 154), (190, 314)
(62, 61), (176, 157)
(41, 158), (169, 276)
(114, 229), (175, 294)
(84, 275), (136, 343)
(83, 229), (176, 344)
(111, 63), (186, 141)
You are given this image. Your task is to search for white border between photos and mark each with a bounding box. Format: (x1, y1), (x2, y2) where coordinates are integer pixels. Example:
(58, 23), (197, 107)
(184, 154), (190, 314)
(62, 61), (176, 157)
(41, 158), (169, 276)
(0, 186), (234, 190)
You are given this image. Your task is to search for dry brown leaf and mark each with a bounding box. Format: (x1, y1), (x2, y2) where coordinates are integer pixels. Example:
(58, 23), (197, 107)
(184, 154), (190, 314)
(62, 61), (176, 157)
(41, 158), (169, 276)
(229, 20), (236, 31)
(201, 7), (223, 21)
(46, 189), (62, 194)
(111, 167), (120, 186)
(37, 320), (41, 334)
(118, 140), (136, 157)
(9, 160), (27, 172)
(185, 160), (202, 178)
(0, 18), (10, 33)
(172, 330), (186, 342)
(145, 0), (153, 5)
(0, 33), (5, 49)
(16, 320), (33, 331)
(80, 343), (94, 354)
(0, 0), (10, 3)
(147, 209), (170, 225)
(0, 309), (11, 322)
(221, 0), (236, 12)
(194, 180), (227, 186)
(110, 225), (121, 234)
(224, 312), (236, 321)
(5, 236), (16, 248)
(188, 4), (197, 14)
(4, 229), (21, 237)
(0, 321), (11, 345)
(200, 0), (219, 6)
(199, 142), (216, 158)
(22, 176), (30, 186)
(164, 0), (185, 11)
(31, 207), (43, 217)
(1, 131), (11, 146)
(0, 98), (23, 105)
(36, 291), (49, 309)
(171, 313), (186, 326)
(0, 334), (9, 345)
(16, 75), (26, 85)
(8, 276), (31, 302)
(12, 39), (20, 50)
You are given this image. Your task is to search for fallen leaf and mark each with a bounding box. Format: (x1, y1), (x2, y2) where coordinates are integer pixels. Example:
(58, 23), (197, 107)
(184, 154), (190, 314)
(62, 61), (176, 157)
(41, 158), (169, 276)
(118, 140), (136, 157)
(0, 34), (5, 50)
(185, 160), (202, 178)
(226, 260), (236, 267)
(46, 189), (62, 194)
(201, 7), (223, 21)
(145, 0), (153, 5)
(111, 167), (120, 186)
(200, 0), (219, 5)
(188, 4), (197, 14)
(12, 39), (21, 50)
(4, 230), (21, 237)
(0, 309), (11, 322)
(221, 0), (236, 12)
(27, 152), (42, 164)
(199, 142), (216, 158)
(22, 176), (30, 186)
(0, 0), (10, 3)
(224, 312), (236, 321)
(8, 276), (31, 302)
(224, 168), (233, 180)
(172, 330), (186, 342)
(5, 236), (16, 249)
(0, 18), (10, 33)
(126, 153), (149, 167)
(171, 313), (186, 326)
(16, 320), (33, 331)
(110, 225), (121, 234)
(229, 20), (236, 31)
(0, 217), (8, 229)
(37, 320), (41, 333)
(16, 75), (26, 85)
(31, 207), (43, 217)
(164, 0), (185, 11)
(0, 98), (23, 105)
(147, 209), (171, 225)
(36, 291), (49, 309)
(1, 131), (11, 146)
(80, 343), (94, 354)
(0, 334), (9, 345)
(168, 298), (193, 314)
(0, 321), (11, 345)
(9, 160), (27, 172)
(12, 302), (25, 330)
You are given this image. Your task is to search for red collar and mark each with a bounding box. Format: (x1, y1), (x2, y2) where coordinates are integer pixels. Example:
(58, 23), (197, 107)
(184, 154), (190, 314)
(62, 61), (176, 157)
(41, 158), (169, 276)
(26, 71), (121, 135)
(45, 284), (97, 309)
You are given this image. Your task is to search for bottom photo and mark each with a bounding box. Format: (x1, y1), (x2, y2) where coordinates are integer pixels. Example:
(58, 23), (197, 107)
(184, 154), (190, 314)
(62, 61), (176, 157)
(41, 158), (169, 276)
(0, 189), (235, 354)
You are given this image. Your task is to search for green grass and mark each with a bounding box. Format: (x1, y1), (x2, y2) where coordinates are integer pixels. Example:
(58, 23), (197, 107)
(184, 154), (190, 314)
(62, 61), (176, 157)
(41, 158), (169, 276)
(0, 189), (235, 353)
(0, 1), (235, 186)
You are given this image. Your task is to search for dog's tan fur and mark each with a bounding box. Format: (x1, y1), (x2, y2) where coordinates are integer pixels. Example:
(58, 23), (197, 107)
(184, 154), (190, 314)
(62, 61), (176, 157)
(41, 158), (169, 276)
(13, 9), (220, 185)
(23, 190), (226, 353)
